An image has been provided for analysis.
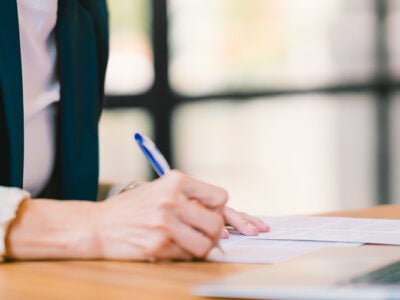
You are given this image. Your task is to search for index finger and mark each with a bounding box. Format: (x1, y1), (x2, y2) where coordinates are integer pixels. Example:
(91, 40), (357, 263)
(166, 171), (228, 210)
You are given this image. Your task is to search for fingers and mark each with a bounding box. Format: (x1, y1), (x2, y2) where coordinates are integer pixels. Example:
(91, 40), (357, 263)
(168, 216), (216, 258)
(104, 171), (232, 261)
(160, 243), (192, 261)
(147, 208), (221, 260)
(224, 207), (258, 235)
(142, 195), (223, 260)
(164, 171), (228, 211)
(240, 212), (270, 232)
(221, 227), (230, 239)
(145, 234), (192, 261)
(224, 207), (270, 236)
(125, 213), (214, 261)
(174, 198), (224, 243)
(113, 228), (193, 262)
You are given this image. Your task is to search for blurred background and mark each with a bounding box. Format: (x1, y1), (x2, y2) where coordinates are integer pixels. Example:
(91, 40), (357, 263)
(100, 0), (400, 216)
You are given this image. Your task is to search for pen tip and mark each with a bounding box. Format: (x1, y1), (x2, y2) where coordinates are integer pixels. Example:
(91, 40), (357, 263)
(134, 133), (143, 143)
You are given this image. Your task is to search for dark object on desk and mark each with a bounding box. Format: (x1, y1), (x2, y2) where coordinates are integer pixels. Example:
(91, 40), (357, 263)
(349, 260), (400, 285)
(193, 246), (400, 300)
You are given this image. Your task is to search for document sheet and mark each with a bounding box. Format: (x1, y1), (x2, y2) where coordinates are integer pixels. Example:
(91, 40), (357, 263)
(207, 233), (361, 264)
(253, 216), (400, 245)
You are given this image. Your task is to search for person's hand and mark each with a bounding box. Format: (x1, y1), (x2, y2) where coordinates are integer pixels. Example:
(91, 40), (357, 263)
(221, 207), (270, 238)
(94, 171), (228, 261)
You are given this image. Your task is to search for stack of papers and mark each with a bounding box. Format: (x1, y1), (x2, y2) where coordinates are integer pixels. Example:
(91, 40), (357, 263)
(256, 216), (400, 245)
(207, 216), (400, 264)
(208, 233), (361, 264)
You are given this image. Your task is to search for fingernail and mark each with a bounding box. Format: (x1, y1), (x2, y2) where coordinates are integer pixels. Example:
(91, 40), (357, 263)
(261, 224), (270, 232)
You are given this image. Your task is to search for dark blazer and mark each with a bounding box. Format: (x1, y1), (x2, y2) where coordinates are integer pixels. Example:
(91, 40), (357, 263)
(0, 0), (109, 200)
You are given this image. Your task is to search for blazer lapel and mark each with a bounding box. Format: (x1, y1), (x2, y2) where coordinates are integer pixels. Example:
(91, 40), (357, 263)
(0, 0), (24, 187)
(56, 0), (100, 200)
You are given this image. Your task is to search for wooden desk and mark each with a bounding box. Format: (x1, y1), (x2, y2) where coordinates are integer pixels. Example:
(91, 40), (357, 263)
(1, 205), (399, 300)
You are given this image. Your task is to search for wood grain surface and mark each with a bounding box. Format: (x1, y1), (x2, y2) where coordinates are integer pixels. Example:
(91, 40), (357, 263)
(1, 205), (399, 300)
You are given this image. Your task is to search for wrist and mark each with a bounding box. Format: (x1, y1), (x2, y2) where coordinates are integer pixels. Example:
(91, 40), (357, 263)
(63, 201), (104, 260)
(6, 200), (103, 260)
(86, 202), (104, 259)
(90, 200), (120, 260)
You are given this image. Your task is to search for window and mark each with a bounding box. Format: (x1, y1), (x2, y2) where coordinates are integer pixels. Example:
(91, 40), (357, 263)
(173, 94), (376, 214)
(105, 0), (153, 94)
(390, 92), (400, 204)
(99, 108), (153, 183)
(101, 1), (399, 214)
(169, 0), (376, 95)
(100, 0), (154, 183)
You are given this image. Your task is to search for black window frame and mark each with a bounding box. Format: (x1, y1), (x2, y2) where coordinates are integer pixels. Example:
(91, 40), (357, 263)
(105, 0), (399, 205)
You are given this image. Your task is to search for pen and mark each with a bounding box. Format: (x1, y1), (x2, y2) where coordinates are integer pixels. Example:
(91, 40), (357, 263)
(134, 132), (171, 176)
(134, 132), (225, 256)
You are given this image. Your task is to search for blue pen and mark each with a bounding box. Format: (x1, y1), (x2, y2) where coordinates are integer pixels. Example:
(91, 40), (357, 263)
(134, 133), (171, 176)
(134, 132), (225, 255)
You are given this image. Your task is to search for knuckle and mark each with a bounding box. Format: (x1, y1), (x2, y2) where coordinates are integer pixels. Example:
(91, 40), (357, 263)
(239, 211), (249, 218)
(218, 188), (229, 204)
(168, 170), (186, 187)
(157, 195), (178, 210)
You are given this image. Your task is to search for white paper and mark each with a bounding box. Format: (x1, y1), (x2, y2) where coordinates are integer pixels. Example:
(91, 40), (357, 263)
(251, 216), (400, 245)
(207, 233), (362, 264)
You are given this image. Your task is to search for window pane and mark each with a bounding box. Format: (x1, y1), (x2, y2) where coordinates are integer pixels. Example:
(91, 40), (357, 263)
(99, 109), (153, 183)
(106, 0), (154, 94)
(388, 1), (400, 79)
(390, 92), (400, 203)
(173, 94), (376, 215)
(169, 0), (376, 96)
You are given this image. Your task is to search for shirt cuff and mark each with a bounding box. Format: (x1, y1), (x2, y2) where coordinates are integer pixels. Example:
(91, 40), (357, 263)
(0, 187), (30, 262)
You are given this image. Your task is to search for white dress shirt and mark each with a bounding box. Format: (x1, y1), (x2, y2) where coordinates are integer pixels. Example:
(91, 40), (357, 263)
(0, 0), (59, 259)
(19, 0), (59, 196)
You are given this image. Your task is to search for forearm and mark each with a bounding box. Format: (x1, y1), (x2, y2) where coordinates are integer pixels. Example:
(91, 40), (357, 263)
(2, 172), (266, 262)
(5, 199), (100, 260)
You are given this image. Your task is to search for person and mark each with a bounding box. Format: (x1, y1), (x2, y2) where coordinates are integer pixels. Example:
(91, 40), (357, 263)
(0, 0), (269, 262)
